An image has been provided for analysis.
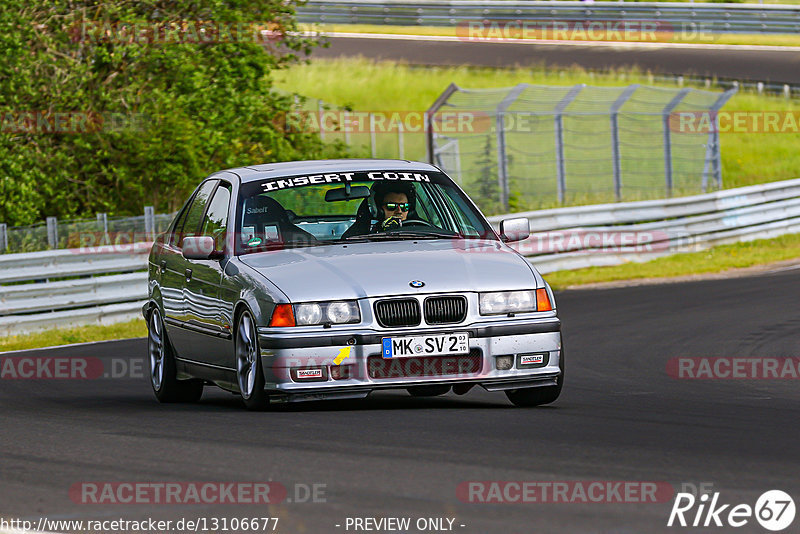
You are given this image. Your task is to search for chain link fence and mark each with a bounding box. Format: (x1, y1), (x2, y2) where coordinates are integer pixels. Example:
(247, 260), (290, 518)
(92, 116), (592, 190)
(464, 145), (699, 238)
(0, 208), (175, 254)
(428, 83), (737, 214)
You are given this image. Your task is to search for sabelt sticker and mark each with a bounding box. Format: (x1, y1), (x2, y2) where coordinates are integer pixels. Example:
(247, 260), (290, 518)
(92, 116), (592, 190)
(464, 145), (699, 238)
(297, 369), (323, 379)
(520, 354), (544, 365)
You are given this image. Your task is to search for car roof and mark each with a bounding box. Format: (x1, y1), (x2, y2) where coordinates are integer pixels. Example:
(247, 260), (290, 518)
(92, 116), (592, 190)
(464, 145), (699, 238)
(218, 159), (441, 183)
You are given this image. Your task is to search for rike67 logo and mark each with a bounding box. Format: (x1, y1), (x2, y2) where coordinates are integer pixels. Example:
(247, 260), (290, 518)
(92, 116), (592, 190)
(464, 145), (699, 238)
(668, 490), (795, 531)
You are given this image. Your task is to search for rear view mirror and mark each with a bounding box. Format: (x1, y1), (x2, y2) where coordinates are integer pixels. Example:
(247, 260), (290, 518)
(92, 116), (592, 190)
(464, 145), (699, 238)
(499, 218), (531, 243)
(325, 186), (370, 202)
(182, 236), (223, 260)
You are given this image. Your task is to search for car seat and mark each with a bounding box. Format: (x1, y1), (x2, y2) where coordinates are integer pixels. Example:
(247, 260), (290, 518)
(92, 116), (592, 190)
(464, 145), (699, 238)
(241, 195), (318, 246)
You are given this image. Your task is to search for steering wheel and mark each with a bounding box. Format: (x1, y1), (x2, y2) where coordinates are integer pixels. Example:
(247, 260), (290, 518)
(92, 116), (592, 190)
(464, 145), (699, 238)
(401, 219), (435, 228)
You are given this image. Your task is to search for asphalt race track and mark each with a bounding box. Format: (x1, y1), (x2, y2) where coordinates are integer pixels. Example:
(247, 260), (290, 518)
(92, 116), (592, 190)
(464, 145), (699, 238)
(2, 269), (799, 533)
(314, 35), (800, 84)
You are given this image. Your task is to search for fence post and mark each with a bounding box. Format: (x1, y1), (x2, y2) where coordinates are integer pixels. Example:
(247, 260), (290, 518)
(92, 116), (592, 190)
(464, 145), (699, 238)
(144, 206), (155, 239)
(318, 100), (325, 141)
(554, 84), (585, 205)
(370, 113), (377, 158)
(662, 88), (690, 198)
(610, 84), (639, 202)
(397, 122), (404, 159)
(97, 212), (109, 245)
(343, 110), (351, 145)
(46, 216), (58, 249)
(702, 87), (738, 191)
(0, 223), (7, 253)
(495, 84), (528, 212)
(425, 83), (460, 164)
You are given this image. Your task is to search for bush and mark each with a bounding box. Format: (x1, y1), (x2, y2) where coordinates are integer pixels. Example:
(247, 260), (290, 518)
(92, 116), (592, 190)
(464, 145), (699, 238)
(0, 1), (346, 225)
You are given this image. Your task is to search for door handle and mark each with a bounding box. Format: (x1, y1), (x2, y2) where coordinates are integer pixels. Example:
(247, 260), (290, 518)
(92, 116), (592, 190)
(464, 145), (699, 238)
(160, 260), (167, 274)
(185, 268), (192, 282)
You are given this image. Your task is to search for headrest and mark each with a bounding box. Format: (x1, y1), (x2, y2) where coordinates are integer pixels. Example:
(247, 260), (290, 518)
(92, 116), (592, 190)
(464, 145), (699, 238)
(243, 195), (287, 224)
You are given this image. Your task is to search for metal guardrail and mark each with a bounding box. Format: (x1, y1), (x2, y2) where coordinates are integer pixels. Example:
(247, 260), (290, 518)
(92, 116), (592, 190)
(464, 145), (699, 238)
(298, 1), (800, 34)
(487, 177), (800, 273)
(0, 245), (150, 336)
(3, 179), (800, 334)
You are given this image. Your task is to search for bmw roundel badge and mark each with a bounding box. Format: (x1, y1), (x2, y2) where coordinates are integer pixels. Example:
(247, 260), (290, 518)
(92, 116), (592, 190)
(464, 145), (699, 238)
(409, 280), (425, 288)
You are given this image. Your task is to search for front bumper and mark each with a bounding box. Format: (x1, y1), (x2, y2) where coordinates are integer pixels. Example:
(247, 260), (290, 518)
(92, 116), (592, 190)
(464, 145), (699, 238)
(257, 317), (562, 403)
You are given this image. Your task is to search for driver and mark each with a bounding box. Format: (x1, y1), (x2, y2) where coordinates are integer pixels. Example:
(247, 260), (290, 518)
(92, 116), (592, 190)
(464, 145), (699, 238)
(371, 182), (417, 232)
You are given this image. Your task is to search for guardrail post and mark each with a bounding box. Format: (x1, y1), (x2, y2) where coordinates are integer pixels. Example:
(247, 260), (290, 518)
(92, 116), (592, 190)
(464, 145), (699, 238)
(144, 206), (155, 239)
(46, 217), (58, 249)
(662, 88), (690, 198)
(0, 223), (7, 253)
(554, 84), (585, 205)
(610, 84), (639, 202)
(495, 84), (528, 212)
(370, 113), (377, 158)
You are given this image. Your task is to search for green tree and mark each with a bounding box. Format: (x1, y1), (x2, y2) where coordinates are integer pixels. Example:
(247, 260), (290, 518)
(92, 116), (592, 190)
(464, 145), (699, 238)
(0, 0), (346, 225)
(474, 134), (499, 215)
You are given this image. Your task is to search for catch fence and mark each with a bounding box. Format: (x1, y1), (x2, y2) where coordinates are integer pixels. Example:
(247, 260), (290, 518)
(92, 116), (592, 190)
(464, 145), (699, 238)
(428, 82), (736, 213)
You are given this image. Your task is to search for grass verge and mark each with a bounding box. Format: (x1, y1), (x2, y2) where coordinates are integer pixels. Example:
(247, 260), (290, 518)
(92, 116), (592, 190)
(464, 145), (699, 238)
(544, 232), (800, 290)
(309, 24), (800, 48)
(0, 318), (147, 353)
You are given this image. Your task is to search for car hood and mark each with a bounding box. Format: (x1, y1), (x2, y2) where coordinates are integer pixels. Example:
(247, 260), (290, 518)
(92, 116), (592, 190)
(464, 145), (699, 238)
(238, 239), (541, 302)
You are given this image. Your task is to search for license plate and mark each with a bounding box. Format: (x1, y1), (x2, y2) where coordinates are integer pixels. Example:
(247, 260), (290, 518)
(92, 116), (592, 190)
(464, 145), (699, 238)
(381, 332), (469, 359)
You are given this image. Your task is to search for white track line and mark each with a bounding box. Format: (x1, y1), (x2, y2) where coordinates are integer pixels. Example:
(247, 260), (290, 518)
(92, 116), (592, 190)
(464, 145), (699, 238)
(315, 31), (800, 52)
(0, 337), (145, 355)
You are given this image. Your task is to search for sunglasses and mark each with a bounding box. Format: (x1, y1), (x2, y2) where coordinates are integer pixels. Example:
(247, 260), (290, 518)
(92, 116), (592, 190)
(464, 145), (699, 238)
(383, 202), (410, 212)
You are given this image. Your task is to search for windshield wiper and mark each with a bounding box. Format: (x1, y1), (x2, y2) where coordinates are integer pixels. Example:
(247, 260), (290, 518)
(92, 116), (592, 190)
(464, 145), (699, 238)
(343, 230), (457, 241)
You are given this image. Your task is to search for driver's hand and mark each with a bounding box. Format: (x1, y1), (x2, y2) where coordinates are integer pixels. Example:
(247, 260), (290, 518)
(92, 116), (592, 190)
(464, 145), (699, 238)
(379, 217), (402, 231)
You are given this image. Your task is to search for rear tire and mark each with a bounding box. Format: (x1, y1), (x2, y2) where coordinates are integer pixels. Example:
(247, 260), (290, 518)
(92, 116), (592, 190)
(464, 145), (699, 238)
(407, 385), (451, 397)
(505, 348), (564, 407)
(148, 307), (204, 403)
(236, 310), (270, 411)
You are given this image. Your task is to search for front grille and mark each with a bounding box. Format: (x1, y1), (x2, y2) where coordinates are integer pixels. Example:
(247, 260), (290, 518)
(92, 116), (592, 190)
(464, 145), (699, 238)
(374, 298), (421, 328)
(424, 295), (467, 325)
(367, 350), (483, 379)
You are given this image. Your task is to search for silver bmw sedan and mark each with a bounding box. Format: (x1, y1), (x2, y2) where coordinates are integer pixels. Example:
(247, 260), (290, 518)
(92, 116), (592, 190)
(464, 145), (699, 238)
(143, 159), (563, 410)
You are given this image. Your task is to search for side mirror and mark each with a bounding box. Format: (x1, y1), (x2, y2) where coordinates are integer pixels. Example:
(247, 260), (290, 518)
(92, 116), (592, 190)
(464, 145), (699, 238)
(182, 236), (223, 260)
(499, 218), (530, 243)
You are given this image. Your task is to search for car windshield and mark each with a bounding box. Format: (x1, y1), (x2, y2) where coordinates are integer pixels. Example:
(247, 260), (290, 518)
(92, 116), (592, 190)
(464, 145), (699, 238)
(234, 170), (496, 255)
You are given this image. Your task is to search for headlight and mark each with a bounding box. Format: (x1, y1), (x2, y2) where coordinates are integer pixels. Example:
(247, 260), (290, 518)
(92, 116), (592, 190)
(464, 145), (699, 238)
(480, 290), (550, 315)
(293, 301), (360, 326)
(327, 301), (354, 323)
(295, 303), (322, 325)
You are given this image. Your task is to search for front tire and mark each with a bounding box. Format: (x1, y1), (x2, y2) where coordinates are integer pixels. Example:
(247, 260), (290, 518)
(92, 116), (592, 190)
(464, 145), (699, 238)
(505, 348), (564, 407)
(148, 307), (203, 403)
(236, 310), (269, 411)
